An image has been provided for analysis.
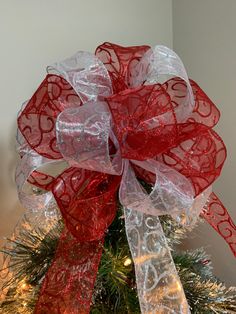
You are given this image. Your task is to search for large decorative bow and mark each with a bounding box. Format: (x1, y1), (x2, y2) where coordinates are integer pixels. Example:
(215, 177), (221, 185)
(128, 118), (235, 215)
(16, 42), (236, 314)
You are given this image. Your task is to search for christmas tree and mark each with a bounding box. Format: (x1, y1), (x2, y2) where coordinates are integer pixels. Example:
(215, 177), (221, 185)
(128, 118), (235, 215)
(0, 195), (236, 313)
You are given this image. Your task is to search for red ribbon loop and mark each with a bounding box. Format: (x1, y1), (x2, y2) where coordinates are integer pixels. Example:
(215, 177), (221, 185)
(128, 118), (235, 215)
(52, 167), (121, 242)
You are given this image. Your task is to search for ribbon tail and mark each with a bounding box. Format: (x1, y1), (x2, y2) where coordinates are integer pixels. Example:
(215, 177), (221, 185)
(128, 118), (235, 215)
(34, 168), (120, 313)
(34, 227), (103, 314)
(124, 207), (190, 314)
(201, 192), (236, 257)
(120, 160), (193, 313)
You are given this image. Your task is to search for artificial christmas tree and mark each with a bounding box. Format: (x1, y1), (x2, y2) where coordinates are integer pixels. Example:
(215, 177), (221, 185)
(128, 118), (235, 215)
(1, 205), (236, 313)
(0, 42), (236, 313)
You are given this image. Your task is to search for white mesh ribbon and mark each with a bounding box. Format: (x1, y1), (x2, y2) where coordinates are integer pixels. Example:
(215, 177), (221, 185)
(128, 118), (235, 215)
(16, 106), (59, 222)
(120, 160), (193, 313)
(16, 46), (211, 313)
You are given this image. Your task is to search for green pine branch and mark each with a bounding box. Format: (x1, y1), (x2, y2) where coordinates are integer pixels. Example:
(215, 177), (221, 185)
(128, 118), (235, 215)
(1, 205), (236, 314)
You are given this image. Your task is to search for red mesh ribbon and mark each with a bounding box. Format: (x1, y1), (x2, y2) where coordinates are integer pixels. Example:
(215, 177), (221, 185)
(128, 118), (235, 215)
(35, 229), (103, 314)
(16, 42), (236, 314)
(201, 193), (236, 257)
(35, 168), (120, 314)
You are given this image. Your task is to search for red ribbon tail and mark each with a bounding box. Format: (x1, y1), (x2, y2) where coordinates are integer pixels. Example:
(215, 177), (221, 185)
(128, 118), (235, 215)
(201, 192), (236, 257)
(34, 227), (103, 314)
(34, 169), (120, 314)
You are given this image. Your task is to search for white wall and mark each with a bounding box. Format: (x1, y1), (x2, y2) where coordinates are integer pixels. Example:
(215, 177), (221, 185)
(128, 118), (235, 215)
(173, 0), (236, 285)
(0, 1), (172, 244)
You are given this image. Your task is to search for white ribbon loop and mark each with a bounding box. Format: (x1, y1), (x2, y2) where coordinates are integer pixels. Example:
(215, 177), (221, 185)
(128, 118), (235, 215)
(127, 159), (194, 215)
(16, 112), (54, 205)
(47, 51), (113, 103)
(119, 160), (194, 217)
(56, 101), (122, 174)
(15, 132), (58, 222)
(130, 45), (194, 122)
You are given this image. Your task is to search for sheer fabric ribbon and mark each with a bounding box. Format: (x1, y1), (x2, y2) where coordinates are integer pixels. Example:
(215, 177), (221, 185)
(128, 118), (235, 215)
(16, 42), (235, 314)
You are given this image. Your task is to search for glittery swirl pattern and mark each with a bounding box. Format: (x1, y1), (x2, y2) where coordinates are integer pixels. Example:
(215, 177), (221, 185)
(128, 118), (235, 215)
(202, 192), (236, 257)
(34, 167), (120, 314)
(95, 42), (150, 93)
(124, 208), (190, 314)
(127, 77), (226, 196)
(17, 74), (82, 159)
(35, 228), (103, 314)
